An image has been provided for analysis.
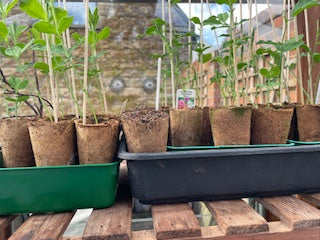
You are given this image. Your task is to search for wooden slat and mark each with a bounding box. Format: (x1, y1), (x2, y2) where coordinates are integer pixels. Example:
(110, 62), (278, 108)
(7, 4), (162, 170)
(0, 215), (16, 239)
(82, 196), (132, 240)
(132, 225), (320, 240)
(9, 212), (74, 240)
(257, 196), (320, 229)
(205, 200), (269, 235)
(152, 203), (201, 240)
(60, 237), (82, 240)
(300, 194), (320, 208)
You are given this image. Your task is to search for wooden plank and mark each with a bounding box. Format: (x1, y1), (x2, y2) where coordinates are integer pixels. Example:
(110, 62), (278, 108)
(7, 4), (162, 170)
(300, 194), (320, 208)
(82, 196), (132, 240)
(257, 196), (320, 229)
(152, 203), (201, 240)
(205, 200), (269, 235)
(132, 225), (320, 240)
(0, 215), (16, 239)
(9, 212), (74, 240)
(60, 237), (82, 240)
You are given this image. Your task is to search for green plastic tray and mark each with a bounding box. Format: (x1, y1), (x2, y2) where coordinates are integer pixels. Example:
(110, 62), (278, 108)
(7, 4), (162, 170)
(0, 153), (119, 215)
(167, 143), (295, 151)
(288, 140), (320, 145)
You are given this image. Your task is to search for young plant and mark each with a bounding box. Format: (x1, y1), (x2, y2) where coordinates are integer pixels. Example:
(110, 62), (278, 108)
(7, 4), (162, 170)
(0, 0), (52, 118)
(204, 0), (251, 107)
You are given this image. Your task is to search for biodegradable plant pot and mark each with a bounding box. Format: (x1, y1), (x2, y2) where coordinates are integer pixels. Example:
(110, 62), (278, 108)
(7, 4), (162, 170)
(0, 118), (35, 167)
(251, 106), (294, 144)
(121, 108), (169, 153)
(28, 119), (76, 166)
(201, 107), (213, 146)
(169, 108), (203, 146)
(210, 107), (252, 146)
(75, 116), (120, 164)
(296, 105), (320, 141)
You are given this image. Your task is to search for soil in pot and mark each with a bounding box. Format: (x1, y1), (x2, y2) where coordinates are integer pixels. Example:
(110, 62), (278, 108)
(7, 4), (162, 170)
(169, 108), (203, 146)
(28, 119), (76, 166)
(75, 116), (120, 164)
(0, 118), (35, 167)
(121, 108), (169, 153)
(201, 107), (213, 146)
(210, 107), (252, 146)
(251, 106), (294, 144)
(296, 105), (320, 141)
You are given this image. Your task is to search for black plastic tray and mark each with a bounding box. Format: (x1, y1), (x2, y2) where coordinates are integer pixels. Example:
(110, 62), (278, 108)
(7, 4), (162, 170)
(118, 139), (320, 204)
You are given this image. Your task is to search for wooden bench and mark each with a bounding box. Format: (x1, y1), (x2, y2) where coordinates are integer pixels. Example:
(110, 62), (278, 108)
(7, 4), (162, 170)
(3, 193), (320, 240)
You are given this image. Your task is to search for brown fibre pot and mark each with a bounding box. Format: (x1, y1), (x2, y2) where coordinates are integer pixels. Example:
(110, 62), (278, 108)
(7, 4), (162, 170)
(121, 108), (169, 153)
(169, 108), (203, 147)
(210, 107), (252, 146)
(28, 119), (76, 166)
(296, 105), (320, 141)
(75, 116), (120, 164)
(201, 107), (213, 146)
(251, 106), (294, 144)
(0, 118), (35, 167)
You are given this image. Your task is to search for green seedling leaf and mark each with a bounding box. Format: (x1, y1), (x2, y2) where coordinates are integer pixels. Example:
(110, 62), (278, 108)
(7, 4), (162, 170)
(146, 25), (156, 35)
(5, 97), (18, 103)
(202, 53), (212, 63)
(171, 0), (181, 5)
(33, 21), (56, 34)
(17, 80), (28, 90)
(20, 39), (34, 56)
(33, 61), (49, 73)
(0, 22), (8, 41)
(260, 68), (270, 78)
(190, 17), (201, 25)
(54, 7), (68, 22)
(216, 0), (237, 6)
(313, 53), (320, 63)
(6, 0), (19, 16)
(217, 13), (229, 23)
(58, 16), (73, 34)
(5, 46), (21, 59)
(292, 0), (320, 17)
(269, 66), (280, 78)
(237, 62), (247, 70)
(203, 16), (220, 26)
(30, 27), (40, 39)
(16, 95), (29, 102)
(97, 26), (111, 40)
(20, 0), (46, 20)
(71, 32), (83, 42)
(152, 18), (166, 26)
(34, 38), (46, 45)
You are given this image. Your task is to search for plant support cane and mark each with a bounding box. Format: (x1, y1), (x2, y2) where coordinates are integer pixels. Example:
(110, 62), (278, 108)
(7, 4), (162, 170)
(83, 0), (89, 124)
(168, 0), (175, 109)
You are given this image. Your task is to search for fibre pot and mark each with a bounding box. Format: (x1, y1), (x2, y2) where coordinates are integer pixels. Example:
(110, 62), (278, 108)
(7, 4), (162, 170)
(201, 107), (213, 146)
(28, 119), (76, 166)
(75, 116), (120, 164)
(121, 108), (169, 153)
(210, 107), (252, 146)
(169, 108), (203, 146)
(296, 105), (320, 142)
(251, 106), (294, 144)
(0, 118), (35, 167)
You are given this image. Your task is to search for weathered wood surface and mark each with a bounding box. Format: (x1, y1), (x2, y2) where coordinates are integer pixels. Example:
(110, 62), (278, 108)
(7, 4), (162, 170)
(152, 203), (201, 240)
(9, 212), (74, 240)
(0, 215), (16, 240)
(257, 196), (320, 229)
(300, 194), (320, 208)
(82, 196), (132, 240)
(205, 200), (269, 235)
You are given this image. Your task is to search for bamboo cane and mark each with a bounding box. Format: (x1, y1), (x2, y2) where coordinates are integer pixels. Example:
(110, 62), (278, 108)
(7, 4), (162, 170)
(239, 0), (247, 105)
(285, 0), (291, 103)
(267, 0), (277, 40)
(168, 0), (175, 109)
(279, 0), (286, 103)
(63, 0), (79, 117)
(304, 8), (313, 103)
(230, 4), (239, 106)
(188, 0), (191, 89)
(199, 0), (204, 107)
(291, 0), (304, 105)
(246, 0), (253, 103)
(255, 0), (264, 104)
(162, 0), (167, 106)
(83, 0), (89, 124)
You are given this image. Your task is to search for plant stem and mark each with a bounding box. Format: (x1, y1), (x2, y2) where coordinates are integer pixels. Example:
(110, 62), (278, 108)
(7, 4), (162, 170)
(246, 0), (253, 104)
(255, 0), (264, 104)
(199, 0), (204, 107)
(230, 4), (239, 107)
(162, 0), (168, 106)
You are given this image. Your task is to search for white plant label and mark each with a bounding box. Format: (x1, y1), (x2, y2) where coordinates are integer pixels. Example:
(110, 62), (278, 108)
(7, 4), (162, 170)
(176, 89), (196, 109)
